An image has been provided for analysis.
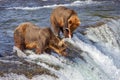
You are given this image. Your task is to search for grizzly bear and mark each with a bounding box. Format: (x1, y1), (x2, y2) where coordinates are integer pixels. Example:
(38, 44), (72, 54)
(50, 6), (80, 38)
(14, 22), (67, 56)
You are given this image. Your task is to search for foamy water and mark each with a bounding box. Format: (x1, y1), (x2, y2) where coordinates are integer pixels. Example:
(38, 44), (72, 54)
(10, 21), (120, 80)
(66, 35), (120, 80)
(0, 0), (120, 80)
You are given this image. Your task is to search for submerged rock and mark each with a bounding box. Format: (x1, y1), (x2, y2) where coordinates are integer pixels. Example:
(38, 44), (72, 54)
(0, 56), (58, 79)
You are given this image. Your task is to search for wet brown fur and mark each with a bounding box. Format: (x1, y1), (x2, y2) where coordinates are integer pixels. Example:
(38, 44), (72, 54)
(14, 22), (67, 56)
(50, 6), (80, 38)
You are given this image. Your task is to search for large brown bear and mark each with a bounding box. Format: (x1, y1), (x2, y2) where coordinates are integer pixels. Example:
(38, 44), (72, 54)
(50, 6), (80, 38)
(14, 22), (67, 56)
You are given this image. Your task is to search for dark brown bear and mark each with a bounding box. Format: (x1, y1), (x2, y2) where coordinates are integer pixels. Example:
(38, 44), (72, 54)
(14, 22), (67, 56)
(50, 6), (80, 38)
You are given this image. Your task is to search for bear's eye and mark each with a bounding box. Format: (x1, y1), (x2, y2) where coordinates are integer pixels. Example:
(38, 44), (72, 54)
(68, 20), (72, 24)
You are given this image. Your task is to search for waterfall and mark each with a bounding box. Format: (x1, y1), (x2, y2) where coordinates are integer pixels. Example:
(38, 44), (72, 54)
(8, 18), (120, 80)
(0, 0), (120, 80)
(84, 19), (120, 68)
(85, 18), (120, 49)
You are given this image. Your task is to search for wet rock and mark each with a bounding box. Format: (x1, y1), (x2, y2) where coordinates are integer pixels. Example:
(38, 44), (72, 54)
(64, 39), (87, 63)
(0, 56), (58, 79)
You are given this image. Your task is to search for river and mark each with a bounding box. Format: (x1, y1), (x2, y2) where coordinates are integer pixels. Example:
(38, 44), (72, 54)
(0, 0), (120, 80)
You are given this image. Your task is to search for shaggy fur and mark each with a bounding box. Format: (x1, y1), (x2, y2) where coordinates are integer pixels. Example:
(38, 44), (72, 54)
(50, 6), (80, 38)
(14, 22), (67, 56)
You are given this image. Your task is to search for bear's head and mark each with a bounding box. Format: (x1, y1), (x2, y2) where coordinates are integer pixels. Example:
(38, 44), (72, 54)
(64, 14), (80, 38)
(49, 35), (67, 56)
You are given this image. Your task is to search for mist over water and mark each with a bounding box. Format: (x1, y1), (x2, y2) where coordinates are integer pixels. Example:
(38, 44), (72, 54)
(0, 0), (120, 80)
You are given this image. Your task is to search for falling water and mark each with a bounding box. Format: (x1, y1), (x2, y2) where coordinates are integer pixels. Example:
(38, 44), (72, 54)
(0, 0), (120, 80)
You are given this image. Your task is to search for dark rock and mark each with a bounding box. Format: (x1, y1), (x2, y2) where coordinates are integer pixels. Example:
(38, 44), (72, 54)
(0, 56), (58, 79)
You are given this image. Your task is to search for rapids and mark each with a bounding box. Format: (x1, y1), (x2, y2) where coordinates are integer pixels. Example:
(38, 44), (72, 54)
(0, 0), (120, 80)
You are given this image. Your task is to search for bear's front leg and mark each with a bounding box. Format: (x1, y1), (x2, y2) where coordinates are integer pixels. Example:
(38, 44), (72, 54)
(49, 45), (67, 56)
(53, 26), (61, 37)
(35, 47), (43, 54)
(35, 44), (45, 54)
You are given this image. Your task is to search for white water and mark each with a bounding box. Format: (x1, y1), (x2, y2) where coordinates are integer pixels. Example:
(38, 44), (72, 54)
(0, 19), (120, 80)
(6, 0), (102, 10)
(1, 0), (120, 79)
(86, 19), (120, 68)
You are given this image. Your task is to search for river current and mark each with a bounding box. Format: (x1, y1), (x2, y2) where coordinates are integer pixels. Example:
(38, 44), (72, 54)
(0, 0), (120, 80)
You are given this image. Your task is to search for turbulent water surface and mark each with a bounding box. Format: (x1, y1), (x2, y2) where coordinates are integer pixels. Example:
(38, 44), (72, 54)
(0, 0), (120, 80)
